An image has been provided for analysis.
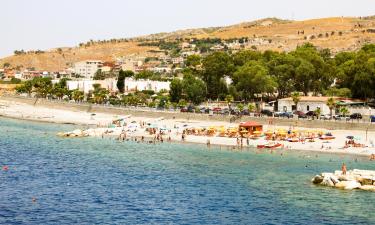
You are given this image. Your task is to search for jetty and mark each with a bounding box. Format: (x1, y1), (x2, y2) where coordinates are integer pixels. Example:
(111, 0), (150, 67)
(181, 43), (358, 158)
(312, 169), (375, 191)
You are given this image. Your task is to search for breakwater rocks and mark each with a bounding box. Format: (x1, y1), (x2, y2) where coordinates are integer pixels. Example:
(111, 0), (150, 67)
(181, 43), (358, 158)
(312, 169), (375, 191)
(57, 129), (90, 137)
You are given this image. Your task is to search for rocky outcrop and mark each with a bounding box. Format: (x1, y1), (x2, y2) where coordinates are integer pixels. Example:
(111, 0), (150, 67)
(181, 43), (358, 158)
(312, 169), (375, 191)
(57, 129), (89, 137)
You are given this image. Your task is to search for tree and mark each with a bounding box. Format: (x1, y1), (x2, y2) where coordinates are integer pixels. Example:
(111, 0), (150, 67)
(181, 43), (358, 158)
(33, 77), (52, 98)
(247, 103), (256, 112)
(233, 61), (276, 101)
(237, 103), (244, 112)
(93, 69), (105, 80)
(186, 55), (201, 69)
(339, 106), (349, 117)
(3, 62), (11, 68)
(314, 108), (321, 119)
(92, 83), (109, 104)
(291, 92), (301, 111)
(233, 50), (262, 66)
(178, 99), (187, 108)
(326, 97), (336, 118)
(201, 52), (234, 99)
(169, 78), (183, 103)
(72, 90), (84, 102)
(117, 69), (133, 93)
(10, 78), (21, 84)
(16, 80), (33, 96)
(182, 74), (206, 105)
(225, 94), (234, 109)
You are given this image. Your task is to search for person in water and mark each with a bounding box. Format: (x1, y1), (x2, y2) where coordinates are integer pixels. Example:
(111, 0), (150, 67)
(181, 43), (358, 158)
(342, 163), (347, 175)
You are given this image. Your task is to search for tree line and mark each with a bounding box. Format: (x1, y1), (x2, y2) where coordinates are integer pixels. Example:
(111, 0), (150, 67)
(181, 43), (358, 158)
(170, 43), (375, 105)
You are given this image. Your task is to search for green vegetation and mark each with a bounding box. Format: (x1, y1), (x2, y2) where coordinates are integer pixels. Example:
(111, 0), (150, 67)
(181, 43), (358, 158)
(117, 70), (134, 93)
(14, 43), (375, 109)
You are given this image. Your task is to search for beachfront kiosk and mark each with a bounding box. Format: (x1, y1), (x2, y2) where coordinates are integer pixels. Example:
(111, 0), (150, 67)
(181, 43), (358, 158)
(239, 121), (263, 137)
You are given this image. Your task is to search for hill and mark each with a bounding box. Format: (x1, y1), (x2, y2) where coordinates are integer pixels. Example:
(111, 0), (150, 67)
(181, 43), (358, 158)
(1, 16), (375, 71)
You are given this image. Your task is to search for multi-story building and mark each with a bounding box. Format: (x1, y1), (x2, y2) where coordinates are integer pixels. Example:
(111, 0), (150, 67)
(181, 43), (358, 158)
(73, 60), (102, 79)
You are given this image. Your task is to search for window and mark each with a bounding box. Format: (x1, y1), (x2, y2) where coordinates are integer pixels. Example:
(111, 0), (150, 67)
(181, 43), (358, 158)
(307, 105), (310, 111)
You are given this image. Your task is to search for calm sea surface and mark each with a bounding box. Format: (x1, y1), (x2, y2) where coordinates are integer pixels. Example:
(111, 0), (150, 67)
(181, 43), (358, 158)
(0, 117), (375, 225)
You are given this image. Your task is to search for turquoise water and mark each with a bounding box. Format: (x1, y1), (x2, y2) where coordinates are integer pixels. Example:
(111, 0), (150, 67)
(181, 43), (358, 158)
(1, 117), (375, 224)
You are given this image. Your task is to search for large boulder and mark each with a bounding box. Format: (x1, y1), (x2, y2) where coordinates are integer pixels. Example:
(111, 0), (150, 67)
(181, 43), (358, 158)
(335, 181), (361, 190)
(359, 185), (375, 192)
(72, 129), (83, 136)
(312, 175), (324, 184)
(321, 176), (335, 187)
(357, 176), (374, 186)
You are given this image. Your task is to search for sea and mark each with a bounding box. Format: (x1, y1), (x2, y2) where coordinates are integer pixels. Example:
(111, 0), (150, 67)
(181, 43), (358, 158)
(0, 117), (375, 225)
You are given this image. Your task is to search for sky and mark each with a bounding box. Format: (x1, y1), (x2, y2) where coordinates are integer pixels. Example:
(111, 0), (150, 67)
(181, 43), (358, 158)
(1, 0), (375, 57)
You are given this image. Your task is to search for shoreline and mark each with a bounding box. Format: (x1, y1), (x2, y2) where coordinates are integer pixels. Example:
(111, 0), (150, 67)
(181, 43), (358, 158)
(1, 97), (375, 157)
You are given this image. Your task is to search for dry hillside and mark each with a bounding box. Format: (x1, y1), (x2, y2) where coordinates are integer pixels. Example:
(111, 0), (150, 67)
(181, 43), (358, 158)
(1, 16), (375, 71)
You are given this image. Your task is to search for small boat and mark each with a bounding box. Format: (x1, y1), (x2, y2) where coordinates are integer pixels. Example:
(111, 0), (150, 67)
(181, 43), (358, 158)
(258, 142), (282, 149)
(264, 142), (282, 149)
(319, 135), (335, 140)
(287, 138), (299, 142)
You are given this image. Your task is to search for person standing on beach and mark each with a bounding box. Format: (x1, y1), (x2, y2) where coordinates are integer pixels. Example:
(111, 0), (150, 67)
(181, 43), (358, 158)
(342, 163), (347, 175)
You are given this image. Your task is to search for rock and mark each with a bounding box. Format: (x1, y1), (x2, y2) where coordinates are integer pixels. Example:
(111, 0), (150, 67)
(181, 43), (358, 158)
(312, 175), (324, 184)
(72, 129), (83, 136)
(321, 176), (335, 187)
(357, 177), (374, 186)
(359, 185), (375, 192)
(335, 181), (361, 190)
(330, 175), (340, 185)
(338, 174), (355, 181)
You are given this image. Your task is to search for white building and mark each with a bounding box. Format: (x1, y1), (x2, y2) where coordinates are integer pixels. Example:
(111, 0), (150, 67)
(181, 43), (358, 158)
(151, 67), (172, 74)
(124, 78), (170, 93)
(278, 96), (339, 115)
(73, 60), (103, 79)
(66, 78), (170, 94)
(67, 79), (117, 94)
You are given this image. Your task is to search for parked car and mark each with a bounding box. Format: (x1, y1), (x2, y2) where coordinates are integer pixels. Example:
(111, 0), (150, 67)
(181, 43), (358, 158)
(241, 109), (250, 116)
(279, 112), (293, 118)
(350, 113), (362, 120)
(306, 111), (317, 117)
(294, 111), (307, 118)
(199, 107), (207, 114)
(221, 108), (230, 115)
(334, 115), (350, 121)
(187, 105), (195, 113)
(180, 107), (188, 113)
(260, 109), (273, 117)
(320, 114), (332, 120)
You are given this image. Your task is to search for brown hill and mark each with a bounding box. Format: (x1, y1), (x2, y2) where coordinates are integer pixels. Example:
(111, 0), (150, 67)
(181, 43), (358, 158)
(1, 16), (375, 71)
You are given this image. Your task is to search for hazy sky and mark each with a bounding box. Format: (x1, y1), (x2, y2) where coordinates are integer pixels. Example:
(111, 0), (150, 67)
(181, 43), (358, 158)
(1, 0), (374, 57)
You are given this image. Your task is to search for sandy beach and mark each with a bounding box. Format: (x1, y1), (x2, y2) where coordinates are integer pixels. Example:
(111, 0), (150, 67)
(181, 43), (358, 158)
(1, 98), (375, 157)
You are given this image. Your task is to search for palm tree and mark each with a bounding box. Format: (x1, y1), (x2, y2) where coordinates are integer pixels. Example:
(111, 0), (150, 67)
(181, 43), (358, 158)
(72, 90), (84, 102)
(291, 92), (301, 111)
(247, 103), (255, 112)
(340, 106), (349, 117)
(237, 103), (244, 112)
(225, 95), (234, 113)
(314, 108), (321, 119)
(326, 97), (336, 118)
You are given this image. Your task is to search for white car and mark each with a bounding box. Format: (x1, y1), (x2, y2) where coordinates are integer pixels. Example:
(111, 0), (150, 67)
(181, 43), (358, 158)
(334, 115), (350, 121)
(320, 114), (332, 120)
